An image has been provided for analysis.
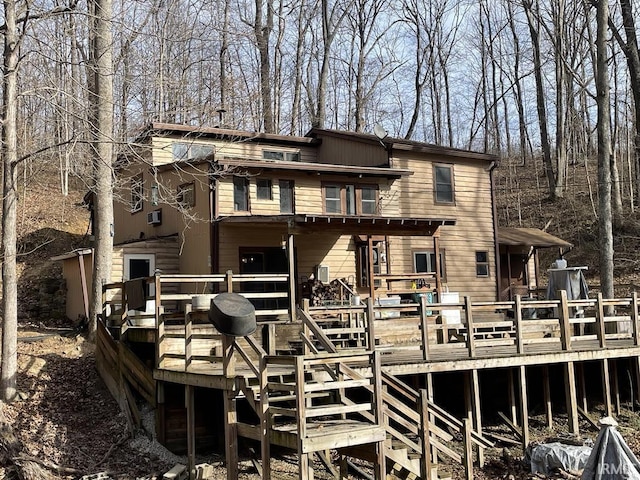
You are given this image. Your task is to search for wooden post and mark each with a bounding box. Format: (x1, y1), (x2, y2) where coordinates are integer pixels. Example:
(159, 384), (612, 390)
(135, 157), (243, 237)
(185, 305), (192, 372)
(366, 297), (376, 351)
(507, 369), (518, 426)
(295, 356), (311, 480)
(224, 387), (238, 480)
(632, 292), (640, 346)
(518, 365), (530, 451)
(596, 292), (606, 348)
(226, 269), (233, 293)
(185, 385), (196, 480)
(420, 294), (430, 361)
(464, 296), (476, 358)
(611, 360), (621, 415)
(302, 299), (310, 356)
(259, 355), (271, 480)
(577, 363), (588, 413)
(558, 290), (572, 351)
(426, 373), (438, 469)
(514, 295), (524, 354)
(564, 361), (579, 434)
(157, 279), (166, 370)
(462, 418), (473, 480)
(372, 351), (386, 480)
(419, 389), (432, 480)
(367, 236), (375, 301)
(287, 233), (296, 321)
(78, 253), (90, 320)
(542, 365), (553, 430)
(470, 369), (484, 466)
(222, 334), (235, 378)
(433, 235), (442, 300)
(602, 358), (613, 417)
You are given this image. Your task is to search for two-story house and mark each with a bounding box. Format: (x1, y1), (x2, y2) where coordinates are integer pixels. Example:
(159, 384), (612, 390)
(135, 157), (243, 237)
(108, 123), (502, 313)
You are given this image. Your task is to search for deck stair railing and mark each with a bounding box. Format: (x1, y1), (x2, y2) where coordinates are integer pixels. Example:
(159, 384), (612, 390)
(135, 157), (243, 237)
(300, 300), (493, 479)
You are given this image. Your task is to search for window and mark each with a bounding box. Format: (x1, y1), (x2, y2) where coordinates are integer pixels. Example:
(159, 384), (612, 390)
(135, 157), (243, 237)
(414, 251), (445, 278)
(325, 185), (342, 214)
(279, 180), (294, 213)
(476, 251), (490, 277)
(434, 164), (454, 203)
(177, 182), (195, 208)
(130, 174), (143, 213)
(323, 184), (379, 215)
(263, 150), (300, 162)
(360, 186), (378, 214)
(233, 176), (249, 211)
(257, 179), (273, 200)
(172, 142), (214, 161)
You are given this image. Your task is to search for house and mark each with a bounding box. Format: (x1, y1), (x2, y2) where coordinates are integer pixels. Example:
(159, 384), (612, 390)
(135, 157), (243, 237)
(110, 123), (504, 309)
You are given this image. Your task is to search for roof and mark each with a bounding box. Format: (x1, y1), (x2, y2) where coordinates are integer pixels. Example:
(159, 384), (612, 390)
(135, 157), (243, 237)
(307, 128), (499, 162)
(498, 227), (572, 249)
(216, 157), (412, 179)
(218, 214), (455, 236)
(138, 123), (318, 147)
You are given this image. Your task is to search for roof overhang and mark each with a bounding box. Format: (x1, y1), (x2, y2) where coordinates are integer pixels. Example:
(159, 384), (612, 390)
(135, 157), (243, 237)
(218, 214), (455, 236)
(498, 227), (572, 249)
(51, 248), (93, 262)
(216, 157), (412, 179)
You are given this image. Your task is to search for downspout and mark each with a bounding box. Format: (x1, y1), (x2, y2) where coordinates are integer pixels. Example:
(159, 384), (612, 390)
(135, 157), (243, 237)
(488, 160), (502, 301)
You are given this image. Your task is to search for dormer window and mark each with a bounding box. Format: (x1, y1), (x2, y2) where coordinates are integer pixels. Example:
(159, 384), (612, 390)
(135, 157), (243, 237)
(262, 150), (300, 162)
(172, 142), (214, 161)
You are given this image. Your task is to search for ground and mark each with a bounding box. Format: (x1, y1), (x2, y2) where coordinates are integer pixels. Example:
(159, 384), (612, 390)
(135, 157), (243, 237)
(6, 328), (640, 480)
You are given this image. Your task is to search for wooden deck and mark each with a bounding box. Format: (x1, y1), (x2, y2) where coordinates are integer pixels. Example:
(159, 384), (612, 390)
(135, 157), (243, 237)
(99, 274), (640, 480)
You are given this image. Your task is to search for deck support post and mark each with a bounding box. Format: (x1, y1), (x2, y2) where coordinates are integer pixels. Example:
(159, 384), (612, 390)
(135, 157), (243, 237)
(518, 365), (529, 451)
(577, 362), (588, 413)
(426, 373), (438, 469)
(612, 360), (621, 415)
(185, 385), (195, 480)
(602, 358), (613, 417)
(471, 369), (483, 466)
(542, 366), (553, 430)
(287, 233), (296, 320)
(507, 369), (518, 426)
(222, 334), (238, 480)
(564, 361), (579, 434)
(299, 453), (313, 480)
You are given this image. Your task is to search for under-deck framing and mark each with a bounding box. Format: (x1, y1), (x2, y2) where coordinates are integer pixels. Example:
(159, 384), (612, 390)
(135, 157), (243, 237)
(96, 272), (640, 480)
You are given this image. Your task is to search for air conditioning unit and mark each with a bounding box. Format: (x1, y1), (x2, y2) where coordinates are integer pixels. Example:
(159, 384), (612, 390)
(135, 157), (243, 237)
(315, 265), (330, 283)
(147, 210), (162, 225)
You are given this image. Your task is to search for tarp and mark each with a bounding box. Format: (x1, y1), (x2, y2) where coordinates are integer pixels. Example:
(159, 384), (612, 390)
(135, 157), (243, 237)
(547, 268), (589, 301)
(582, 417), (640, 479)
(529, 442), (592, 474)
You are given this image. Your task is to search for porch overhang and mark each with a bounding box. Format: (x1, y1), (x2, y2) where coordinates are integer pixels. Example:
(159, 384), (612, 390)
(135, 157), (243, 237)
(498, 227), (572, 249)
(217, 214), (456, 236)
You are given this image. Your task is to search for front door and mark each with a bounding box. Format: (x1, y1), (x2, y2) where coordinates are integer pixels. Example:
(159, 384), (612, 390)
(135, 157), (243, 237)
(124, 253), (155, 313)
(239, 247), (288, 310)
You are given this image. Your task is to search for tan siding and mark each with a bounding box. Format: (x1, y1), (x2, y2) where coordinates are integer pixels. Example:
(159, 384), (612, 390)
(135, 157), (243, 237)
(296, 234), (356, 283)
(218, 225), (287, 272)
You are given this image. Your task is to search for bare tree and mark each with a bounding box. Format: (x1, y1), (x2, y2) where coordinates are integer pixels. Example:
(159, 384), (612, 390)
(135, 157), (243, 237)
(87, 0), (115, 338)
(596, 0), (614, 298)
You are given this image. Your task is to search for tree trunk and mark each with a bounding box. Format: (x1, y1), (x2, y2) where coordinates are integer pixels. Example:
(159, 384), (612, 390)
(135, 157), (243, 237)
(523, 0), (556, 198)
(88, 0), (115, 339)
(596, 0), (614, 299)
(1, 0), (20, 402)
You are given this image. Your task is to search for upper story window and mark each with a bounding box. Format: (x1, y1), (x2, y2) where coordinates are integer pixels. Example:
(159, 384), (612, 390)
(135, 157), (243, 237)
(279, 180), (295, 214)
(173, 142), (214, 161)
(257, 179), (273, 200)
(233, 176), (249, 211)
(434, 164), (454, 204)
(323, 183), (379, 215)
(131, 174), (143, 213)
(263, 150), (300, 162)
(476, 251), (490, 277)
(177, 182), (195, 208)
